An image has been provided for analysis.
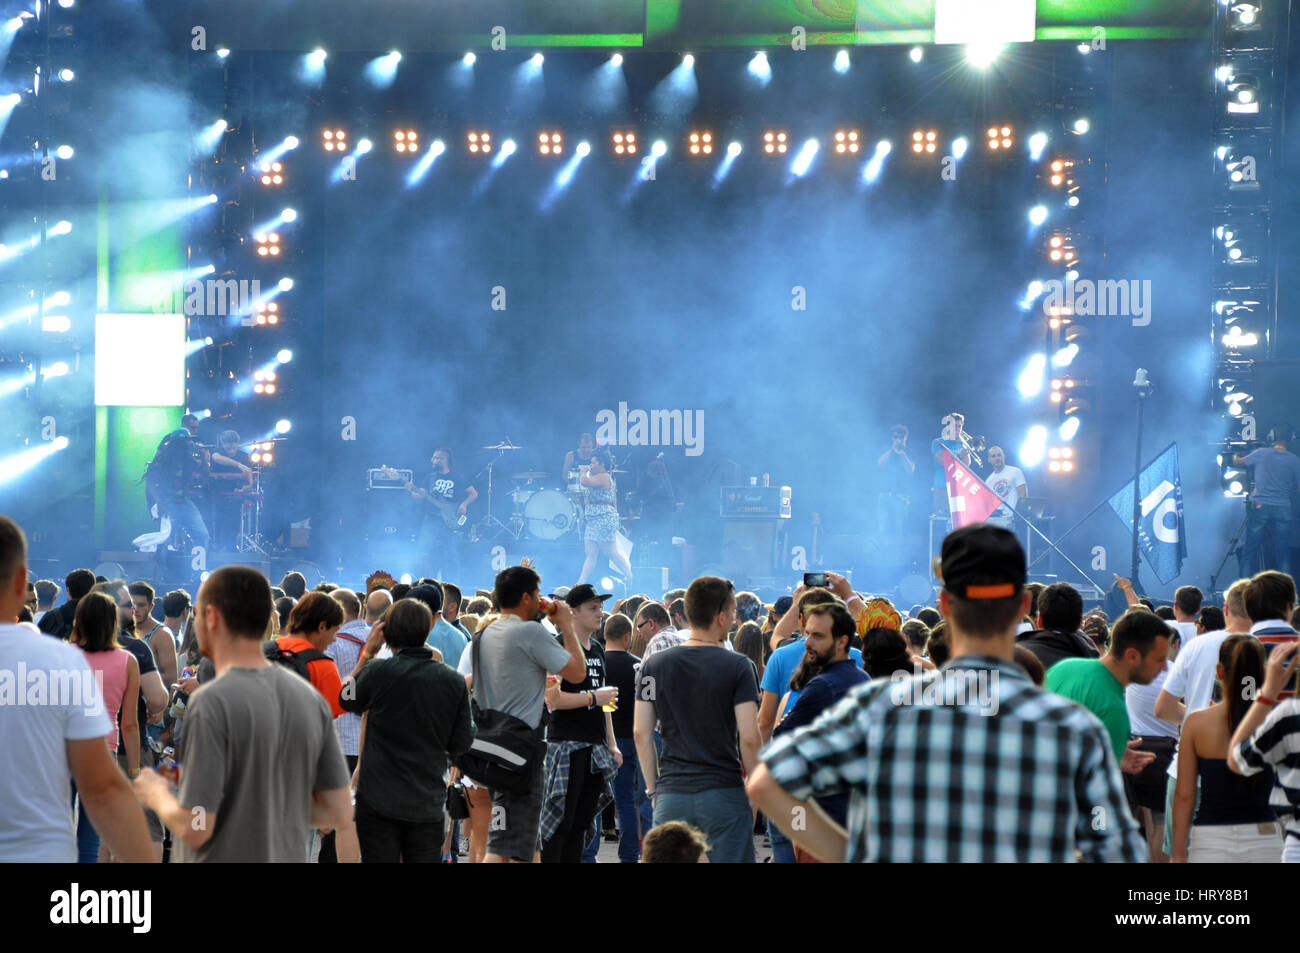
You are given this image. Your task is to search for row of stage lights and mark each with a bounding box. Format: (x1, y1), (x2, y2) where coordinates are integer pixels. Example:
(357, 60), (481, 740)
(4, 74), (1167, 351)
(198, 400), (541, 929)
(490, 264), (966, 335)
(310, 123), (1063, 159)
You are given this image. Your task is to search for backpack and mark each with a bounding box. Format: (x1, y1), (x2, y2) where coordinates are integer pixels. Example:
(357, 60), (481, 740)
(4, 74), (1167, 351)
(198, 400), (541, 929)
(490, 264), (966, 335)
(263, 640), (329, 682)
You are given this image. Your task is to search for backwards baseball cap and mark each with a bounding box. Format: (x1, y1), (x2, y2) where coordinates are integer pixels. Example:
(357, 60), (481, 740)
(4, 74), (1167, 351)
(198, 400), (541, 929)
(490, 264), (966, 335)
(939, 524), (1026, 599)
(765, 595), (794, 616)
(564, 583), (612, 608)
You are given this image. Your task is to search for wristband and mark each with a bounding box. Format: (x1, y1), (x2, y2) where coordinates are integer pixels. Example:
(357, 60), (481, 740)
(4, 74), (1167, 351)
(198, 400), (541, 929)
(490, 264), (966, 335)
(589, 691), (596, 709)
(1258, 695), (1277, 708)
(128, 768), (141, 778)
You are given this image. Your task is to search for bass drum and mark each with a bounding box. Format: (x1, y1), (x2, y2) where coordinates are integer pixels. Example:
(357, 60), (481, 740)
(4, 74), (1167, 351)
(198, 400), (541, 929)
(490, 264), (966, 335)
(523, 489), (578, 540)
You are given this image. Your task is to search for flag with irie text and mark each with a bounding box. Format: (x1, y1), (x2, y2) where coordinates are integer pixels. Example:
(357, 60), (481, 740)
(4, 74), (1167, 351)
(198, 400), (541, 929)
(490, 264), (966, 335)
(943, 447), (1005, 528)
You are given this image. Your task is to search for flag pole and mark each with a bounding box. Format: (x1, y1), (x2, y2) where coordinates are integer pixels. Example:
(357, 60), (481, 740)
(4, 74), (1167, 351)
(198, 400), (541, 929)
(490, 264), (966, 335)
(1130, 369), (1154, 593)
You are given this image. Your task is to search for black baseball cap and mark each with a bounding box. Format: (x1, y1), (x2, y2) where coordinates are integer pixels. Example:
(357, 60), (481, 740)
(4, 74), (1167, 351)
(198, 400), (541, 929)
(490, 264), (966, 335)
(564, 583), (612, 608)
(939, 524), (1026, 600)
(406, 584), (443, 615)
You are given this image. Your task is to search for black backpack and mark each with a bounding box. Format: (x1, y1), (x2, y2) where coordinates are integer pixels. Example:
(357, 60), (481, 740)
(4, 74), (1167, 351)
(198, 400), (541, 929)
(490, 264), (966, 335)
(263, 640), (329, 681)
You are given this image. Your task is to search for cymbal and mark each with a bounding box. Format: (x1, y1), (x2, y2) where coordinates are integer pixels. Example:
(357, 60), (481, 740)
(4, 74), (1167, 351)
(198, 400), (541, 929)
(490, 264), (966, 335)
(512, 471), (549, 480)
(483, 442), (522, 450)
(610, 469), (629, 474)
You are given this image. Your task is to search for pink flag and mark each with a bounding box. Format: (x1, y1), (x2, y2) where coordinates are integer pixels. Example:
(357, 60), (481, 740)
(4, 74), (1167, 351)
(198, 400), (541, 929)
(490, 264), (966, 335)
(942, 447), (1005, 529)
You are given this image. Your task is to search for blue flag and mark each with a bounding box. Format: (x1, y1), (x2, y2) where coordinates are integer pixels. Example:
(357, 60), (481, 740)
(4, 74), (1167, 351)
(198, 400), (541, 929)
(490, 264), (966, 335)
(1107, 442), (1188, 585)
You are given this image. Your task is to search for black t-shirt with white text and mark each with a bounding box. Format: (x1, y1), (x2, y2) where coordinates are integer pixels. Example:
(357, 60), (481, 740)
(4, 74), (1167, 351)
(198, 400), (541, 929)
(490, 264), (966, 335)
(603, 649), (639, 739)
(426, 470), (469, 505)
(548, 636), (607, 744)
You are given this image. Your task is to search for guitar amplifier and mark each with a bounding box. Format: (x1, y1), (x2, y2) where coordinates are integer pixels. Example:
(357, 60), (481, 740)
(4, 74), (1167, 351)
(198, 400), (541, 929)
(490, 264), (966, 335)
(719, 485), (792, 519)
(367, 467), (412, 490)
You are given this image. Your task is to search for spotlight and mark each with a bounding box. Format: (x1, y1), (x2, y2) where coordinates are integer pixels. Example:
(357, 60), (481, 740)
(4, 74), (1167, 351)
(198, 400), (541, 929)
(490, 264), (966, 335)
(393, 129), (419, 153)
(862, 140), (891, 183)
(965, 43), (1003, 68)
(280, 208), (297, 223)
(357, 138), (373, 154)
(1018, 354), (1047, 397)
(275, 419), (292, 434)
(500, 139), (517, 157)
(57, 68), (74, 82)
(833, 129), (860, 155)
(259, 161), (283, 186)
(911, 129), (937, 154)
(909, 46), (923, 63)
(748, 51), (771, 85)
(308, 49), (327, 66)
(531, 53), (544, 68)
(1060, 417), (1081, 441)
(278, 277), (294, 291)
(254, 232), (281, 257)
(611, 131), (637, 155)
(42, 361), (69, 378)
(1028, 132), (1048, 160)
(253, 300), (279, 325)
(688, 131), (713, 156)
(790, 139), (819, 178)
(49, 220), (72, 236)
(277, 348), (293, 364)
(216, 48), (230, 60)
(1223, 325), (1260, 348)
(463, 52), (476, 67)
(682, 54), (695, 68)
(610, 53), (623, 67)
(538, 131), (563, 156)
(727, 141), (742, 157)
(467, 130), (493, 154)
(576, 141), (591, 157)
(1029, 206), (1048, 226)
(1230, 2), (1261, 29)
(763, 130), (788, 155)
(951, 137), (968, 160)
(41, 315), (70, 333)
(366, 51), (402, 87)
(1227, 75), (1260, 113)
(55, 145), (73, 160)
(651, 140), (667, 158)
(322, 128), (347, 152)
(1020, 426), (1048, 467)
(834, 50), (850, 74)
(1072, 118), (1090, 134)
(986, 125), (1013, 150)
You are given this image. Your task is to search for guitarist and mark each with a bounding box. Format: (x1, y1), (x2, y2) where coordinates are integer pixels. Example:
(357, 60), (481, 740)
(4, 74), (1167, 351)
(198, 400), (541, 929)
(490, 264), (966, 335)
(405, 448), (477, 581)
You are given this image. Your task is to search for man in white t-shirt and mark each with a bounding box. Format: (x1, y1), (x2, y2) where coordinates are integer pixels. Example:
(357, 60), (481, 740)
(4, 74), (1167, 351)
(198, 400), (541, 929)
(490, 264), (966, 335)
(1152, 578), (1252, 858)
(983, 446), (1027, 531)
(0, 516), (155, 862)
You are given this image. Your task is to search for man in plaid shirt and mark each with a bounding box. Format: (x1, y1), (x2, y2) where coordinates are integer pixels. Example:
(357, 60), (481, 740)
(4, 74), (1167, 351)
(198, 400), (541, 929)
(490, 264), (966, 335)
(748, 524), (1145, 863)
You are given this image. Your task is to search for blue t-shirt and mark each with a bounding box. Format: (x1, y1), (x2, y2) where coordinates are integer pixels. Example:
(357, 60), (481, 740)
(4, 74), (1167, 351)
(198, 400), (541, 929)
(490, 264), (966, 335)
(760, 637), (864, 711)
(930, 438), (964, 489)
(426, 617), (468, 668)
(1244, 448), (1300, 508)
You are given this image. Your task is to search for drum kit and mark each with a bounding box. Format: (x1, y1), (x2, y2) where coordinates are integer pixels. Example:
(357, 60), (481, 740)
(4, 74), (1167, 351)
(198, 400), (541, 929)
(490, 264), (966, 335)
(475, 438), (626, 542)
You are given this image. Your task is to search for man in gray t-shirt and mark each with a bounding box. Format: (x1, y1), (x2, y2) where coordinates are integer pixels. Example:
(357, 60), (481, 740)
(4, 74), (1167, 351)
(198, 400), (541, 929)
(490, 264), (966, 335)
(474, 615), (573, 729)
(134, 566), (352, 862)
(1235, 438), (1300, 575)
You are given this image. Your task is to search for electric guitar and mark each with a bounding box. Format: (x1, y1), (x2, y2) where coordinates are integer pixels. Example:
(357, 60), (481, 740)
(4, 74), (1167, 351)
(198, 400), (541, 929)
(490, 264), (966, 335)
(380, 465), (469, 531)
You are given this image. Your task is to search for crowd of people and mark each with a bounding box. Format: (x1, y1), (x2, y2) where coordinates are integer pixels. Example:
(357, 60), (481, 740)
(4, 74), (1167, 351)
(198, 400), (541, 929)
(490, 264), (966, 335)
(2, 510), (1299, 863)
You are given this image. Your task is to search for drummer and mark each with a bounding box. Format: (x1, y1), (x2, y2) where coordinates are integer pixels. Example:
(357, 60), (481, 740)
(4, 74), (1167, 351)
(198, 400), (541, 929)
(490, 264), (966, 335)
(209, 429), (253, 549)
(561, 432), (596, 485)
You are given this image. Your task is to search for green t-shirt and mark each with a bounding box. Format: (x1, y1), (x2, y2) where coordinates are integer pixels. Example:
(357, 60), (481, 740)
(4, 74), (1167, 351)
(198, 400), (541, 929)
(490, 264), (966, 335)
(1044, 658), (1129, 762)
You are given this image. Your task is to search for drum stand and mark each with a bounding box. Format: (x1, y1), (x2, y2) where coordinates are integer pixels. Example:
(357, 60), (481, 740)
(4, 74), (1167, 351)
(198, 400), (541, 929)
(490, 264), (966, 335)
(477, 452), (518, 540)
(237, 469), (269, 555)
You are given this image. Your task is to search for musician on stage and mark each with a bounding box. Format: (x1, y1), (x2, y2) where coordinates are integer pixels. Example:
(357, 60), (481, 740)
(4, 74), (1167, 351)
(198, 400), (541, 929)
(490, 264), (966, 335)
(562, 432), (597, 482)
(930, 413), (972, 516)
(144, 414), (210, 551)
(983, 446), (1028, 531)
(577, 449), (634, 586)
(877, 424), (915, 541)
(208, 430), (253, 550)
(405, 447), (477, 582)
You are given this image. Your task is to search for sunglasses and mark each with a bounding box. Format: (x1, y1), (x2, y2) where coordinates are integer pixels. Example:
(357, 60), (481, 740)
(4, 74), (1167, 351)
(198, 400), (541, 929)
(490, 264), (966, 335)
(636, 619), (653, 630)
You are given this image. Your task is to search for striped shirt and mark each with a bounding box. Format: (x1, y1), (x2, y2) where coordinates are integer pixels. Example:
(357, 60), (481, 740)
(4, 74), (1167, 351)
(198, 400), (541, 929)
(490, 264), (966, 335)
(1249, 621), (1298, 699)
(1232, 697), (1300, 840)
(760, 654), (1145, 862)
(326, 619), (369, 756)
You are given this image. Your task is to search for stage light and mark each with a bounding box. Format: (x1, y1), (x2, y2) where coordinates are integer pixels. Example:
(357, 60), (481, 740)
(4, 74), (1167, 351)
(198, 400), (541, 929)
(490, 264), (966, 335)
(1052, 343), (1079, 368)
(54, 144), (73, 160)
(254, 300), (279, 325)
(965, 43), (1003, 68)
(259, 161), (283, 186)
(1029, 205), (1048, 226)
(406, 139), (446, 187)
(322, 128), (347, 152)
(49, 220), (72, 236)
(651, 140), (667, 158)
(1230, 2), (1261, 29)
(308, 49), (327, 67)
(790, 139), (819, 177)
(277, 349), (293, 364)
(275, 419), (292, 434)
(49, 290), (71, 306)
(41, 315), (70, 333)
(576, 141), (591, 158)
(911, 129), (937, 154)
(610, 53), (623, 67)
(951, 137), (968, 160)
(1223, 325), (1259, 348)
(254, 232), (281, 257)
(278, 277), (293, 291)
(611, 131), (637, 155)
(57, 68), (74, 82)
(196, 118), (228, 154)
(1067, 195), (1080, 207)
(688, 131), (713, 156)
(357, 139), (373, 154)
(909, 46), (923, 63)
(862, 140), (891, 184)
(216, 48), (230, 60)
(763, 130), (788, 155)
(986, 125), (1013, 150)
(300, 49), (327, 84)
(727, 141), (742, 157)
(463, 52), (476, 67)
(682, 54), (695, 68)
(42, 361), (69, 378)
(748, 51), (771, 85)
(1077, 43), (1091, 54)
(531, 53), (544, 68)
(1227, 75), (1260, 113)
(1059, 417), (1081, 442)
(834, 50), (850, 74)
(833, 129), (859, 155)
(600, 576), (616, 592)
(1028, 132), (1048, 160)
(5, 16), (22, 32)
(1072, 118), (1090, 134)
(1020, 426), (1048, 467)
(467, 131), (492, 154)
(393, 129), (419, 153)
(1047, 447), (1076, 474)
(0, 435), (68, 485)
(1017, 354), (1046, 397)
(366, 51), (402, 87)
(500, 139), (517, 157)
(538, 131), (563, 156)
